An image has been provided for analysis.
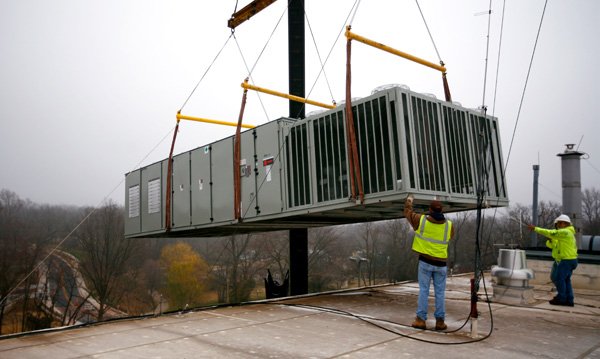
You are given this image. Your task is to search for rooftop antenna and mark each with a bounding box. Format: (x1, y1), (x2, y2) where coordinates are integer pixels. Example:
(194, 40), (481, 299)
(576, 135), (584, 151)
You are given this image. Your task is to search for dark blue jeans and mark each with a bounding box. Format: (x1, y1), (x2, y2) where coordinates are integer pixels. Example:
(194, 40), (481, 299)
(550, 259), (578, 303)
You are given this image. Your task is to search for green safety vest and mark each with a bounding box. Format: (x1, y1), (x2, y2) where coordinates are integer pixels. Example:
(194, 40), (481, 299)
(412, 215), (452, 259)
(535, 225), (578, 262)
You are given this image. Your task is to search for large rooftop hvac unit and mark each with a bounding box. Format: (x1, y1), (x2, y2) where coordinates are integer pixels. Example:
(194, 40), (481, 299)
(125, 85), (508, 238)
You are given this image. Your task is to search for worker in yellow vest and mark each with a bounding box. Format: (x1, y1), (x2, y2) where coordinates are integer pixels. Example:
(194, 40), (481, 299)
(404, 195), (454, 331)
(527, 214), (578, 306)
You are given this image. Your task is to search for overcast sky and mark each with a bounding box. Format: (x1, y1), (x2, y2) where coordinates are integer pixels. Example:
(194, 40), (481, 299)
(1, 0), (599, 210)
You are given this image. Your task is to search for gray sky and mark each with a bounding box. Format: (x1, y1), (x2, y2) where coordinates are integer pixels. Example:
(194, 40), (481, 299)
(1, 0), (599, 209)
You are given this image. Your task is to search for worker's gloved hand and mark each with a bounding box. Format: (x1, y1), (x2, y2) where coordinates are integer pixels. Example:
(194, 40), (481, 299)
(527, 224), (535, 231)
(405, 194), (414, 205)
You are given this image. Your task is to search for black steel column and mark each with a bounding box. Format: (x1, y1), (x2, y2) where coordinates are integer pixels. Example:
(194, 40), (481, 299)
(288, 0), (308, 295)
(288, 0), (305, 119)
(289, 228), (308, 295)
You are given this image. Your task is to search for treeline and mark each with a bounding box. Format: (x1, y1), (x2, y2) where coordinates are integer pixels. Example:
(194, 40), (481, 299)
(1, 188), (599, 335)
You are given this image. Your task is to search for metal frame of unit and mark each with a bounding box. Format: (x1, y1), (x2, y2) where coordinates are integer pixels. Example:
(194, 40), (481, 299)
(125, 85), (508, 238)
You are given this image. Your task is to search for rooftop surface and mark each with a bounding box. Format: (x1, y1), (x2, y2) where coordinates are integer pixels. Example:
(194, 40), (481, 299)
(1, 272), (599, 358)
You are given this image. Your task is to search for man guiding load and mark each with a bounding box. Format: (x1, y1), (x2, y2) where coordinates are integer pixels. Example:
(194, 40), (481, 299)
(527, 214), (578, 306)
(404, 195), (454, 331)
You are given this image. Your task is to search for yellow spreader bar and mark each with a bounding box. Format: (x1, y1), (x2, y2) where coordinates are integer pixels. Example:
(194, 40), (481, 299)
(345, 26), (446, 73)
(241, 80), (336, 109)
(176, 113), (255, 129)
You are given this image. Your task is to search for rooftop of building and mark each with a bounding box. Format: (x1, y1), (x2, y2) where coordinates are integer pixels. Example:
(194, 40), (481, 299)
(1, 267), (599, 359)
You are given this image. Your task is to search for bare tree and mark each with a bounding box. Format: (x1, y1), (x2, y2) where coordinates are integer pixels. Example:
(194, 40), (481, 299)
(380, 219), (417, 282)
(211, 234), (262, 303)
(582, 187), (600, 234)
(348, 223), (385, 286)
(75, 202), (136, 322)
(307, 226), (347, 292)
(259, 231), (289, 280)
(538, 201), (561, 228)
(0, 190), (48, 334)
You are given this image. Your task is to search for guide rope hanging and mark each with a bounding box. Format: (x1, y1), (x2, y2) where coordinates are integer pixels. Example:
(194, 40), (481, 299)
(238, 0), (364, 221)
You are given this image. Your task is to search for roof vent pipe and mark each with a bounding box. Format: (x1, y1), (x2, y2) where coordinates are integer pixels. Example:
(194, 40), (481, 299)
(531, 164), (540, 248)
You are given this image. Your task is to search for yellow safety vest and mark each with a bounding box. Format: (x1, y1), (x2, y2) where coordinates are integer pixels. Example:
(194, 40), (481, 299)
(412, 215), (452, 259)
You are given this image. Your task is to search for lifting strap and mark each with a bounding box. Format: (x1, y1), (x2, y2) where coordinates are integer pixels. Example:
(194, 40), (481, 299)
(165, 117), (181, 232)
(234, 84), (250, 221)
(345, 27), (364, 204)
(441, 62), (452, 102)
(345, 26), (452, 102)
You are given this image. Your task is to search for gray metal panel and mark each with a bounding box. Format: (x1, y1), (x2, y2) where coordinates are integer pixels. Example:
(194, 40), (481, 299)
(211, 137), (234, 223)
(389, 88), (405, 191)
(395, 89), (416, 190)
(141, 161), (165, 233)
(240, 128), (257, 219)
(254, 120), (287, 217)
(172, 152), (191, 228)
(124, 170), (141, 236)
(191, 146), (212, 224)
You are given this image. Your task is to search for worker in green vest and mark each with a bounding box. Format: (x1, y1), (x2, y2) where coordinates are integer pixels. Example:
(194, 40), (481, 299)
(527, 214), (578, 306)
(404, 195), (454, 331)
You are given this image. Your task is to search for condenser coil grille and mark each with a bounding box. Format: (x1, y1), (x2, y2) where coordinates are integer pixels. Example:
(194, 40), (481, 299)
(353, 96), (395, 195)
(410, 96), (446, 192)
(442, 105), (475, 195)
(470, 113), (507, 199)
(286, 123), (312, 207)
(313, 110), (348, 203)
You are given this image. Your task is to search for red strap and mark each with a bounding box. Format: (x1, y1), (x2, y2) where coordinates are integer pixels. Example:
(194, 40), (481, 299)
(345, 36), (364, 204)
(234, 86), (249, 221)
(165, 118), (180, 231)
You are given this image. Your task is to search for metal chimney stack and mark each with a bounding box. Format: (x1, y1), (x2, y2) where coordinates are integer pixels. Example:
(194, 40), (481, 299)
(531, 164), (540, 248)
(557, 144), (584, 246)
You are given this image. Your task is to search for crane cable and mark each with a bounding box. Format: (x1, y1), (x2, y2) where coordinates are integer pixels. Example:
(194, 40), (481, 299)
(169, 31), (236, 229)
(233, 1), (290, 123)
(230, 1), (289, 220)
(415, 0), (452, 102)
(481, 0), (507, 263)
(414, 0), (442, 63)
(304, 12), (336, 106)
(472, 0), (495, 298)
(503, 0), (548, 172)
(482, 0), (548, 255)
(284, 0), (362, 119)
(471, 0), (549, 341)
(239, 0), (363, 220)
(0, 125), (177, 309)
(179, 33), (234, 113)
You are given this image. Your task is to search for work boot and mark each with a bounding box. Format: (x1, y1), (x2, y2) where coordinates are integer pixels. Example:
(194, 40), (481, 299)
(549, 298), (567, 306)
(435, 318), (447, 331)
(411, 317), (426, 330)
